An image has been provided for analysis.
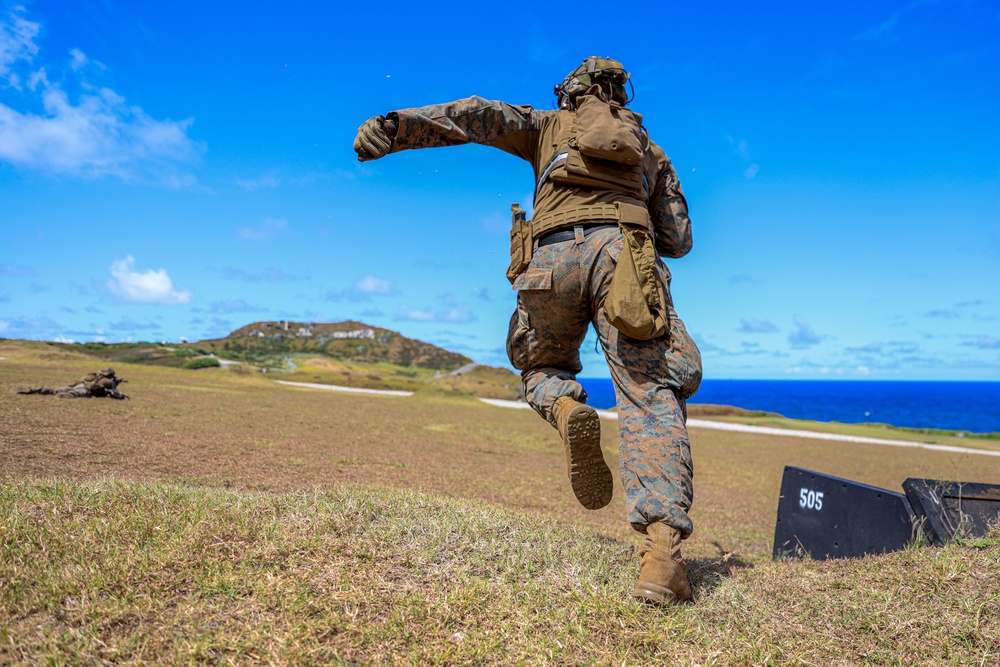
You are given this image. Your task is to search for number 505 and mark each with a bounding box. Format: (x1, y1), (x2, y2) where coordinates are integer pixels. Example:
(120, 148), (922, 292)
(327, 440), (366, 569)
(799, 488), (824, 511)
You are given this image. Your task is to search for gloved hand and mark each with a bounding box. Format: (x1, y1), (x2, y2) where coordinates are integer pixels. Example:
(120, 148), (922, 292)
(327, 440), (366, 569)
(354, 115), (395, 162)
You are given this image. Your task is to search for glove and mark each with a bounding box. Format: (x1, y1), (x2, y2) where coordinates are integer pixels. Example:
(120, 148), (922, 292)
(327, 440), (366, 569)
(354, 115), (395, 162)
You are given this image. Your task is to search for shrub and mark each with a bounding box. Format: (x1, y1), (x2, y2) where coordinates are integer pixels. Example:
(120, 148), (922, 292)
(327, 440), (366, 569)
(182, 357), (221, 370)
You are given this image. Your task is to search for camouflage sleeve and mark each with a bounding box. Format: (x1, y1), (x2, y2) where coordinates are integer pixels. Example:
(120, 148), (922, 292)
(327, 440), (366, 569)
(647, 142), (692, 258)
(388, 96), (546, 162)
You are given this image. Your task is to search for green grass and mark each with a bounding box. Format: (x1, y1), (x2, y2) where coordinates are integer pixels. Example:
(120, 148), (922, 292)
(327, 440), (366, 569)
(2, 479), (998, 666)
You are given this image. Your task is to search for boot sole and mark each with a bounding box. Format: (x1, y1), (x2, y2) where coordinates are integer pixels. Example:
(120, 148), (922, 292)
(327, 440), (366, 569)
(563, 404), (613, 510)
(632, 581), (685, 606)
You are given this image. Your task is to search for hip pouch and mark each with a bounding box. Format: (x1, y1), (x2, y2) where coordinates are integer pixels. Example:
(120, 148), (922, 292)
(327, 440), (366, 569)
(506, 203), (532, 283)
(603, 202), (669, 340)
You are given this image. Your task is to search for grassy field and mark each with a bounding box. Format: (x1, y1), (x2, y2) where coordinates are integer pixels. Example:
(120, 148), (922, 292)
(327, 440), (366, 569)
(2, 339), (999, 665)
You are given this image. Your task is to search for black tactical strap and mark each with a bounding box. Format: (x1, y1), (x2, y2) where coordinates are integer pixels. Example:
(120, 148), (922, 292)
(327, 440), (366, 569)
(536, 223), (618, 248)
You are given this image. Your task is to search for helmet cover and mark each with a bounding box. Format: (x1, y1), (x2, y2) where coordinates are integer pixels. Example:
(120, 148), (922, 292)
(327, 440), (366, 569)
(555, 56), (630, 106)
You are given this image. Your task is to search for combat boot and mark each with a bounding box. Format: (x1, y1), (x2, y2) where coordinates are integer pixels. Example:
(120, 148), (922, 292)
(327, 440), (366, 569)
(632, 522), (692, 605)
(552, 396), (613, 510)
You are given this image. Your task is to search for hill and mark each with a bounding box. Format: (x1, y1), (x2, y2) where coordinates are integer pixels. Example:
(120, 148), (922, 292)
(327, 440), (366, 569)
(14, 320), (522, 400)
(202, 320), (473, 371)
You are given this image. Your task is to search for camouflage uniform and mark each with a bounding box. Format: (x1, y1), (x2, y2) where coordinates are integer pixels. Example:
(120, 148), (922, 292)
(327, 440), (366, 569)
(381, 97), (701, 538)
(18, 367), (129, 400)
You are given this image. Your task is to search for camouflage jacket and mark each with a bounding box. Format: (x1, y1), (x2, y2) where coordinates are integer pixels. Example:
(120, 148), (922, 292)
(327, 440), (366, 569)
(388, 96), (692, 258)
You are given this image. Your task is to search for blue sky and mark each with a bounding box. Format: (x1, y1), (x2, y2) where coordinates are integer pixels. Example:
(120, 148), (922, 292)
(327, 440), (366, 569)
(1, 1), (998, 380)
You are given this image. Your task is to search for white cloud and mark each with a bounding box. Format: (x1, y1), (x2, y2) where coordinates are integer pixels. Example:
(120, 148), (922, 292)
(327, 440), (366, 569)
(354, 275), (393, 295)
(739, 318), (778, 334)
(396, 297), (473, 323)
(107, 255), (192, 305)
(68, 48), (88, 71)
(788, 315), (825, 348)
(962, 336), (1000, 350)
(0, 315), (62, 338)
(237, 217), (287, 241)
(325, 274), (396, 303)
(0, 9), (202, 181)
(396, 305), (437, 322)
(0, 7), (39, 89)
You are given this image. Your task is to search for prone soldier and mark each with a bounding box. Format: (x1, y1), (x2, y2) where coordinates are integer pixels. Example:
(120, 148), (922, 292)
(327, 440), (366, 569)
(17, 367), (129, 399)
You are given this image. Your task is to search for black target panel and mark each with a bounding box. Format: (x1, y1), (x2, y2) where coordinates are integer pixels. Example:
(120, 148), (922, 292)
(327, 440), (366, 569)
(903, 478), (1000, 546)
(772, 466), (917, 560)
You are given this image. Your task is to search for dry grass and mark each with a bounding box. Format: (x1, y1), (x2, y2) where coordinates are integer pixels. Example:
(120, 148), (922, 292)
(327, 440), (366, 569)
(2, 339), (1000, 665)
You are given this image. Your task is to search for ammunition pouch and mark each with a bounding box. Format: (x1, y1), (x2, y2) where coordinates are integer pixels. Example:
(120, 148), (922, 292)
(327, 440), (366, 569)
(506, 203), (532, 283)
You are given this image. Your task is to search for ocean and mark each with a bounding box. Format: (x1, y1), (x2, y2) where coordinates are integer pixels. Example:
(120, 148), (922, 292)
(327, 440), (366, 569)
(576, 379), (1000, 434)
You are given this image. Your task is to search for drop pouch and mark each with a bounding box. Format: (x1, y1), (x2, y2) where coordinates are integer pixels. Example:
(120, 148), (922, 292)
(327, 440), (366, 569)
(603, 203), (669, 340)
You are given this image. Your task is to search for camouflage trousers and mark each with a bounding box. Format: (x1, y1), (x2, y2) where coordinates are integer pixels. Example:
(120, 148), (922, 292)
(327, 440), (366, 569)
(20, 384), (92, 398)
(506, 226), (702, 538)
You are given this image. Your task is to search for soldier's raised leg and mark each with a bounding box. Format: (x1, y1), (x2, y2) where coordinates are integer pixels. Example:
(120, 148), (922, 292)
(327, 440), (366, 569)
(506, 241), (614, 510)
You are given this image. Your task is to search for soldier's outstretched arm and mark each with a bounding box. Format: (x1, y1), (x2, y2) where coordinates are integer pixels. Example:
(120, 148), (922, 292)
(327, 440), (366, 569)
(353, 97), (545, 163)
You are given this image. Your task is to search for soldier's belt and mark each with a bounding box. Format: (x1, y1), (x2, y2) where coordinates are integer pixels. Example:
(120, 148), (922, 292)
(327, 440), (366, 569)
(530, 202), (649, 239)
(536, 223), (618, 248)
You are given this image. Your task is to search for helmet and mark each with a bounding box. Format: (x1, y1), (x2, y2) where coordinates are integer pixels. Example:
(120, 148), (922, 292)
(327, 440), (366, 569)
(555, 56), (631, 108)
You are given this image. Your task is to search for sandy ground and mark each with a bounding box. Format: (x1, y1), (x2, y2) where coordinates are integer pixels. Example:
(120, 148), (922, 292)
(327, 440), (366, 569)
(477, 398), (1000, 459)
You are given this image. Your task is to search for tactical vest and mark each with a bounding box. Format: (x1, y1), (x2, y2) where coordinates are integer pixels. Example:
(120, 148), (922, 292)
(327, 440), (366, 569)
(508, 96), (670, 341)
(530, 95), (651, 240)
(547, 94), (646, 193)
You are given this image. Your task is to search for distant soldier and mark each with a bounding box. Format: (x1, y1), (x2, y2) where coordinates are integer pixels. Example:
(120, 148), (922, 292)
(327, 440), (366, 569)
(17, 367), (129, 399)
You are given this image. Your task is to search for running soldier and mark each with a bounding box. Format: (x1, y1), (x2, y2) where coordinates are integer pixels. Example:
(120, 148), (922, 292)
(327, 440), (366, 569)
(354, 57), (702, 605)
(17, 367), (129, 399)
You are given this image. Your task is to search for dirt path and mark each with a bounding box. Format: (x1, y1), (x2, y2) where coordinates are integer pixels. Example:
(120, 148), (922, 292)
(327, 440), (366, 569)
(274, 380), (413, 396)
(477, 398), (1000, 458)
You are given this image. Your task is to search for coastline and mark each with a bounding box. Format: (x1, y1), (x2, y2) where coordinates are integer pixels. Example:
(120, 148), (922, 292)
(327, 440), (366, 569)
(579, 377), (1000, 435)
(477, 398), (1000, 458)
